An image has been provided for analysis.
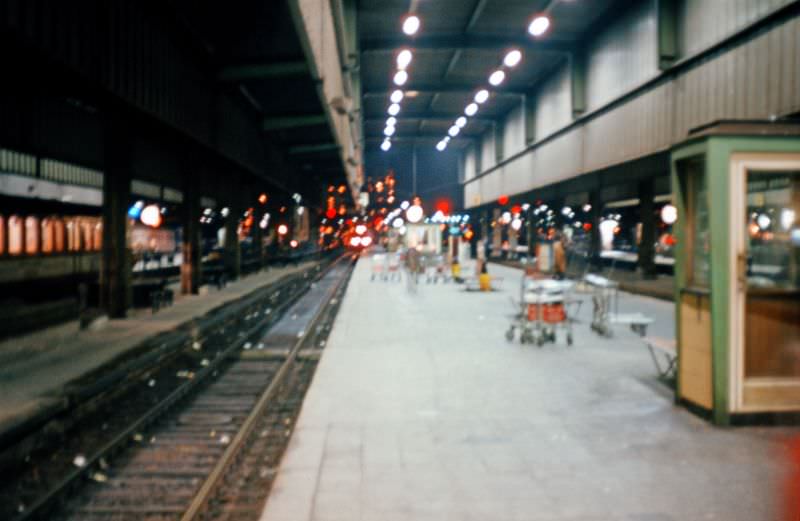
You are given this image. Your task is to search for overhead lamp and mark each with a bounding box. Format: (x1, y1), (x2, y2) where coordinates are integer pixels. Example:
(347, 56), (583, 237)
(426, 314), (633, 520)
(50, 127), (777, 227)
(443, 136), (451, 143)
(386, 116), (397, 126)
(436, 140), (447, 152)
(397, 49), (413, 70)
(489, 69), (505, 86)
(474, 89), (489, 104)
(455, 116), (467, 128)
(465, 103), (478, 116)
(504, 49), (522, 68)
(402, 14), (421, 35)
(661, 204), (677, 225)
(528, 15), (551, 37)
(448, 125), (460, 137)
(406, 204), (424, 223)
(388, 103), (401, 116)
(393, 70), (408, 86)
(140, 204), (162, 228)
(384, 125), (396, 136)
(381, 140), (392, 151)
(390, 89), (404, 103)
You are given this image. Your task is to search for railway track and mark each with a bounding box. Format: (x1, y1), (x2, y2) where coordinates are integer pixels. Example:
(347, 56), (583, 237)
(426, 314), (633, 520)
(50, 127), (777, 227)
(6, 254), (354, 521)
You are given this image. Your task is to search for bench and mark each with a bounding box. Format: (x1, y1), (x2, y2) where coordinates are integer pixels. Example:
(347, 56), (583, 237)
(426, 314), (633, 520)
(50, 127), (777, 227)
(644, 336), (677, 379)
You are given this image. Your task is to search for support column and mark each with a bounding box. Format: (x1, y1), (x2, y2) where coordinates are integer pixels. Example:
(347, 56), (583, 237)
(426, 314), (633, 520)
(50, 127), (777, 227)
(524, 92), (537, 146)
(570, 50), (587, 118)
(224, 201), (241, 280)
(589, 190), (602, 268)
(181, 183), (202, 294)
(638, 178), (657, 279)
(657, 0), (679, 70)
(494, 121), (504, 164)
(101, 120), (132, 317)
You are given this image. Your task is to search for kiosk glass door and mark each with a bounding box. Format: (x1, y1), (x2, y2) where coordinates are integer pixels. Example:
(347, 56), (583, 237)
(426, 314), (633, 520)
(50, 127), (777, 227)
(732, 154), (800, 411)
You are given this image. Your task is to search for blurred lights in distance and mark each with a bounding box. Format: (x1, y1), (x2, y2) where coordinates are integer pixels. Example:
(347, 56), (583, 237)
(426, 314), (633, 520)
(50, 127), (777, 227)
(277, 224), (289, 235)
(127, 200), (144, 219)
(258, 193), (268, 204)
(661, 204), (678, 225)
(528, 15), (551, 37)
(455, 116), (467, 128)
(388, 103), (401, 116)
(436, 140), (447, 152)
(396, 49), (413, 70)
(448, 125), (460, 137)
(140, 204), (162, 228)
(355, 224), (367, 235)
(488, 70), (505, 86)
(350, 236), (362, 247)
(393, 70), (408, 86)
(402, 14), (420, 35)
(465, 103), (478, 116)
(290, 240), (298, 248)
(390, 89), (404, 103)
(406, 205), (424, 223)
(393, 217), (404, 228)
(474, 89), (489, 104)
(504, 49), (522, 68)
(511, 218), (523, 231)
(381, 139), (392, 151)
(361, 236), (373, 247)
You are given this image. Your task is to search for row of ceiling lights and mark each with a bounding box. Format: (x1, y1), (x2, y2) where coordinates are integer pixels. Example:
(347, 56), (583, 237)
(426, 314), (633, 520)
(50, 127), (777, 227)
(435, 12), (552, 152)
(380, 10), (550, 152)
(380, 13), (423, 152)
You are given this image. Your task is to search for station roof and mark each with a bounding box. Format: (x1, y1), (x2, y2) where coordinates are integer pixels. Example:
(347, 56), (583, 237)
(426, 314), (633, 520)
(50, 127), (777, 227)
(170, 0), (348, 199)
(358, 0), (632, 150)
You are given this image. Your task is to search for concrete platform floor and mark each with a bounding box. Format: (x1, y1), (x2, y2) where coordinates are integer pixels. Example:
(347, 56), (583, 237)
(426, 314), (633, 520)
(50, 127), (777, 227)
(261, 258), (796, 521)
(0, 262), (313, 430)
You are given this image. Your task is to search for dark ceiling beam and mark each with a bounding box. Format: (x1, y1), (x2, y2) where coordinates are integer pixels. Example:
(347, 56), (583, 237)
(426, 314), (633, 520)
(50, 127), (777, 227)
(288, 143), (341, 155)
(218, 61), (308, 82)
(263, 114), (328, 131)
(361, 35), (575, 54)
(363, 85), (525, 97)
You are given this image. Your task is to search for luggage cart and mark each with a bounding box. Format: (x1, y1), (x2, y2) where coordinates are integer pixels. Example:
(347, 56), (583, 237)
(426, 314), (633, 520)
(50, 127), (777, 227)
(506, 277), (576, 346)
(386, 252), (402, 281)
(584, 273), (653, 337)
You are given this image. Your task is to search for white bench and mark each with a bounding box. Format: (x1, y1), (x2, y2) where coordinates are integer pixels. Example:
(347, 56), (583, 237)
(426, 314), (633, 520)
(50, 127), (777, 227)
(644, 336), (677, 379)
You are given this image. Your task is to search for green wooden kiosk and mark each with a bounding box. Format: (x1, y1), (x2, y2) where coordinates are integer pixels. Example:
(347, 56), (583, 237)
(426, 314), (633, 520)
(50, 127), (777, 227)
(671, 121), (800, 425)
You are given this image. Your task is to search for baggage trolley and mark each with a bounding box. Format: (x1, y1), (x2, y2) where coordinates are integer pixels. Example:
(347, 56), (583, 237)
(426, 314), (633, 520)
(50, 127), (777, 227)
(506, 277), (575, 346)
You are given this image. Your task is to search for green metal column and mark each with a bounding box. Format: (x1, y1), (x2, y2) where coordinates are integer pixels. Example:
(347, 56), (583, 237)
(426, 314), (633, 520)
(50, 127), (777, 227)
(101, 118), (132, 317)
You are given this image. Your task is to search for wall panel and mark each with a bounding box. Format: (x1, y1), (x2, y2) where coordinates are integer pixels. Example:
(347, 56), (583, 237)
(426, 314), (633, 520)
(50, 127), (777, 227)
(586, 0), (658, 111)
(535, 63), (571, 139)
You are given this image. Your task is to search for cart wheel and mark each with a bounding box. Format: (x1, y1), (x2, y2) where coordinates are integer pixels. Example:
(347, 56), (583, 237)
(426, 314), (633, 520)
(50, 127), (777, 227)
(567, 334), (573, 346)
(505, 328), (515, 342)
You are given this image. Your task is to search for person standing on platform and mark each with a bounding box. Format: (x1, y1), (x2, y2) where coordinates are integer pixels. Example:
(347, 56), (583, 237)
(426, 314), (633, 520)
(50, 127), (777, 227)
(553, 232), (567, 280)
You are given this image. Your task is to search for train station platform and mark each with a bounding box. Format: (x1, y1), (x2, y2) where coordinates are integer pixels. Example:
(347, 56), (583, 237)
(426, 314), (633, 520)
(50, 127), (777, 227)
(0, 262), (314, 437)
(261, 258), (793, 521)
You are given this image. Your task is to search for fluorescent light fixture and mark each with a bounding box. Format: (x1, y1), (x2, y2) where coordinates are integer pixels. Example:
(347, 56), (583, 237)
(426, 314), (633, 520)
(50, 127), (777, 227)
(489, 69), (505, 86)
(528, 15), (550, 37)
(396, 49), (413, 70)
(390, 89), (404, 103)
(381, 140), (392, 151)
(402, 15), (421, 35)
(474, 89), (489, 104)
(388, 103), (401, 116)
(504, 49), (522, 68)
(436, 141), (447, 151)
(386, 116), (397, 126)
(384, 126), (396, 136)
(448, 125), (460, 137)
(465, 103), (478, 116)
(455, 116), (467, 128)
(393, 70), (408, 86)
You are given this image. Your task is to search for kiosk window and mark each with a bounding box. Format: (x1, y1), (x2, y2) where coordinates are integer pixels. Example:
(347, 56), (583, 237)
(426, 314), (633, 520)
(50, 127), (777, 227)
(685, 159), (710, 287)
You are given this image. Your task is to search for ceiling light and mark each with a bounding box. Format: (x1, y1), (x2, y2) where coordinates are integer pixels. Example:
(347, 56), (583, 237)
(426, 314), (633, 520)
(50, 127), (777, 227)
(455, 116), (467, 128)
(528, 15), (550, 37)
(465, 103), (478, 116)
(444, 136), (451, 143)
(388, 103), (401, 116)
(475, 89), (489, 104)
(402, 14), (421, 35)
(436, 141), (447, 152)
(489, 69), (505, 86)
(381, 140), (392, 151)
(384, 126), (396, 136)
(393, 70), (408, 86)
(448, 125), (460, 137)
(386, 116), (397, 126)
(504, 49), (522, 68)
(397, 49), (413, 70)
(390, 89), (404, 103)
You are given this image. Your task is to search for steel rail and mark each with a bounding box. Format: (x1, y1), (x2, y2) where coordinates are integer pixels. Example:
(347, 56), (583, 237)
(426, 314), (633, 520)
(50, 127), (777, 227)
(181, 254), (356, 520)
